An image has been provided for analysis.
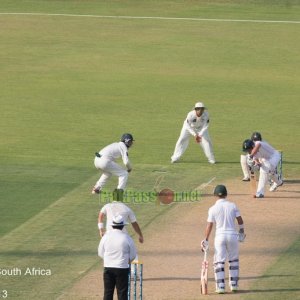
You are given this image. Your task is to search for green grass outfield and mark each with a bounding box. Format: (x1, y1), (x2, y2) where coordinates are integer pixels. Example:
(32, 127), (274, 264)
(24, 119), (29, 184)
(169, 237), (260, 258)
(0, 1), (300, 299)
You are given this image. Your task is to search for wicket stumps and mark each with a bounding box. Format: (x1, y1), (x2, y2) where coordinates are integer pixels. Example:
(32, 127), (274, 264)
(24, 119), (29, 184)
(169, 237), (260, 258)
(278, 150), (283, 181)
(128, 261), (143, 300)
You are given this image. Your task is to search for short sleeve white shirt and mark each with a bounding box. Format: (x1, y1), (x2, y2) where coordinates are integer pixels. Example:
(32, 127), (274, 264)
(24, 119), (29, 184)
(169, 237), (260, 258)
(207, 198), (240, 235)
(101, 202), (137, 233)
(99, 142), (131, 167)
(254, 141), (278, 160)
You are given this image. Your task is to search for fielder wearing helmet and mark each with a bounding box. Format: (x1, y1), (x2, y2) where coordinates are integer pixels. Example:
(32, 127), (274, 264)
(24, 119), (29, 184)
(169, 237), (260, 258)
(121, 133), (134, 148)
(242, 139), (255, 153)
(92, 134), (134, 194)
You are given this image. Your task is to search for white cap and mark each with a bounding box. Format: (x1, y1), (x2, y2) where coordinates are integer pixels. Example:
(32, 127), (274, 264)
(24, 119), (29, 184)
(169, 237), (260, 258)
(195, 102), (205, 108)
(111, 215), (127, 226)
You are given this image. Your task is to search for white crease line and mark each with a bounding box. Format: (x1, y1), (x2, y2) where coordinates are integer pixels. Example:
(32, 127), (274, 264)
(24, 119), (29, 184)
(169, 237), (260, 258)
(0, 12), (300, 24)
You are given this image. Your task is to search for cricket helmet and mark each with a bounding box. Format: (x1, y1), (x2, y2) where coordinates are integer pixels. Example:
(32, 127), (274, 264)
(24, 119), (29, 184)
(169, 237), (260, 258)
(251, 132), (262, 141)
(121, 133), (134, 148)
(242, 139), (255, 152)
(214, 185), (227, 197)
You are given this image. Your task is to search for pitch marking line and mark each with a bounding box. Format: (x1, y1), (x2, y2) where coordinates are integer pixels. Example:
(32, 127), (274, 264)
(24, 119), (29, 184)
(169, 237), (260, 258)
(0, 12), (300, 24)
(195, 177), (216, 191)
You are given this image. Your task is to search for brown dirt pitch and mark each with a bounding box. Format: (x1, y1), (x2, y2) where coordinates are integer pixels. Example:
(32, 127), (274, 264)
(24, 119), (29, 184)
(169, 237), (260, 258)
(59, 178), (300, 300)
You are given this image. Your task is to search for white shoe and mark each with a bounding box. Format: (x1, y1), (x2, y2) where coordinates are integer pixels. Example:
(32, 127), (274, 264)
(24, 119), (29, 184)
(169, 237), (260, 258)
(231, 286), (238, 293)
(269, 180), (283, 192)
(209, 160), (216, 164)
(92, 187), (101, 194)
(215, 288), (225, 294)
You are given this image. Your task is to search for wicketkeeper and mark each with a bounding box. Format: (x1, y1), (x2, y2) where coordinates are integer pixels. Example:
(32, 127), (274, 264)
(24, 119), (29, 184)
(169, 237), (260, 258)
(201, 185), (245, 294)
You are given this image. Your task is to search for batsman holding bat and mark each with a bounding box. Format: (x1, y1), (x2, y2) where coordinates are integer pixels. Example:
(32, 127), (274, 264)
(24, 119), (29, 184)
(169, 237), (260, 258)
(171, 102), (215, 164)
(242, 137), (283, 198)
(201, 185), (245, 294)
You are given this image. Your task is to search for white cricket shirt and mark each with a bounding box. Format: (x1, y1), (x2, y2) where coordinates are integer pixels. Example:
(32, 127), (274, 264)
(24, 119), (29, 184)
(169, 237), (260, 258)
(207, 199), (241, 235)
(98, 142), (131, 169)
(100, 202), (137, 233)
(98, 229), (137, 268)
(254, 141), (278, 160)
(184, 110), (210, 136)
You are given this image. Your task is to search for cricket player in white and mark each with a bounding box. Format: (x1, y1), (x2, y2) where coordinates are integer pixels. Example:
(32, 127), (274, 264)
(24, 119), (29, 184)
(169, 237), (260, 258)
(98, 201), (144, 243)
(242, 138), (283, 198)
(171, 102), (215, 164)
(201, 185), (245, 294)
(92, 133), (134, 194)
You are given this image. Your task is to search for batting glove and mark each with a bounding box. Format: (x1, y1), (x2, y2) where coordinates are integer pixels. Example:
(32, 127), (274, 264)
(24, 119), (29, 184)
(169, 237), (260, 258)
(246, 154), (255, 167)
(201, 239), (209, 252)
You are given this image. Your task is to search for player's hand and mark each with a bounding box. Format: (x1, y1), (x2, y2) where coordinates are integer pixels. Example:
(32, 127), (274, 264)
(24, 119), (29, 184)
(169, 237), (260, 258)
(201, 239), (209, 252)
(139, 236), (144, 243)
(246, 154), (255, 167)
(127, 168), (132, 173)
(195, 135), (202, 143)
(238, 229), (246, 242)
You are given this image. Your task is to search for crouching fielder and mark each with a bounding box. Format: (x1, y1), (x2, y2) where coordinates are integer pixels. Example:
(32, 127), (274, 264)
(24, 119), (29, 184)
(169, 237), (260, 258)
(201, 185), (245, 294)
(92, 133), (134, 194)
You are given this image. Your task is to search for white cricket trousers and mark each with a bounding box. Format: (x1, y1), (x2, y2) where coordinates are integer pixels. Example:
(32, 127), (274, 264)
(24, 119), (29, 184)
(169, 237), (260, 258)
(257, 152), (281, 195)
(171, 127), (215, 163)
(240, 154), (250, 179)
(94, 157), (128, 190)
(214, 233), (239, 290)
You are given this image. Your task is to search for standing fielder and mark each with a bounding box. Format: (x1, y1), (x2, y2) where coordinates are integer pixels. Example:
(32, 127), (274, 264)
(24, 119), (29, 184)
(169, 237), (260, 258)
(240, 132), (262, 181)
(201, 185), (245, 294)
(171, 102), (215, 164)
(242, 138), (283, 198)
(92, 133), (134, 195)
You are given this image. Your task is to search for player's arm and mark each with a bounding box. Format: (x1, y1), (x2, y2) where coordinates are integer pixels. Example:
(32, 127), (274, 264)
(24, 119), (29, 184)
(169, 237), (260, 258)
(98, 211), (106, 237)
(250, 141), (261, 157)
(185, 113), (198, 137)
(120, 144), (132, 172)
(132, 222), (144, 243)
(204, 222), (213, 241)
(201, 222), (213, 251)
(198, 112), (210, 137)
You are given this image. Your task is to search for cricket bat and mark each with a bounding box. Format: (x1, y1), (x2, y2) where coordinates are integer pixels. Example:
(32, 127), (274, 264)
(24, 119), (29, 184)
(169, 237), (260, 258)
(250, 169), (257, 198)
(200, 250), (208, 295)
